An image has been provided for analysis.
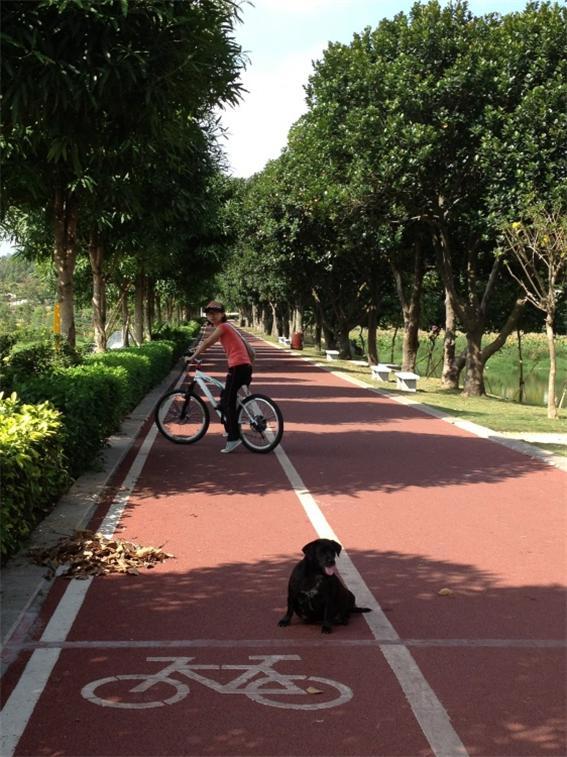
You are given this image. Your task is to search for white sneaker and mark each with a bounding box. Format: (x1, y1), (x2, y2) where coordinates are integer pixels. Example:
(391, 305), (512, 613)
(220, 439), (242, 454)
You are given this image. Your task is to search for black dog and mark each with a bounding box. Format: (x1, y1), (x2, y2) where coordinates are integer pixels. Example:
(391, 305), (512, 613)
(278, 539), (371, 634)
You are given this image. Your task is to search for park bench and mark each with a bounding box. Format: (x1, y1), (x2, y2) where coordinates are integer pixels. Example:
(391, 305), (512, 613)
(278, 336), (291, 345)
(395, 370), (420, 392)
(371, 363), (396, 382)
(325, 349), (339, 361)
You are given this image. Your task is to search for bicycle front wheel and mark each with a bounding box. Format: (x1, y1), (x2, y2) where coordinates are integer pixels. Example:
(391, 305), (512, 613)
(155, 391), (209, 444)
(238, 394), (283, 453)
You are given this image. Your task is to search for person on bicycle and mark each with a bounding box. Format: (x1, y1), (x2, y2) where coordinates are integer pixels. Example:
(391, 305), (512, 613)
(188, 301), (255, 453)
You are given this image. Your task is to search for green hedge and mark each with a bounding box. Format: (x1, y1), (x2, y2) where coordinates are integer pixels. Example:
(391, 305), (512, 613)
(1, 337), (82, 392)
(0, 393), (69, 559)
(85, 342), (173, 412)
(1, 322), (200, 561)
(17, 363), (130, 478)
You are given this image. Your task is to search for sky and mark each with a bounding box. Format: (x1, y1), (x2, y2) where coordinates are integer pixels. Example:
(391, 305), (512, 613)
(220, 0), (531, 178)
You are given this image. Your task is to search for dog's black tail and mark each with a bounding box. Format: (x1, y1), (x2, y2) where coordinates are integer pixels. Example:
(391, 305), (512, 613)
(352, 606), (372, 613)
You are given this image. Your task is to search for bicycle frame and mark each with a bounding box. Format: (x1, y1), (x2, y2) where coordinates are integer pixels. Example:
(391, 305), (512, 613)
(184, 362), (253, 420)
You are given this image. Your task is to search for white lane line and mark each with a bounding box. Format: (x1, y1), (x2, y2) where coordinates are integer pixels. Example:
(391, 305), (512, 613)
(0, 424), (160, 757)
(5, 638), (565, 650)
(274, 443), (469, 757)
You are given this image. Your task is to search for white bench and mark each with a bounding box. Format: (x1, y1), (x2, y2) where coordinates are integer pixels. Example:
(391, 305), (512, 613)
(371, 363), (394, 382)
(325, 350), (339, 361)
(278, 336), (291, 345)
(371, 363), (400, 382)
(395, 371), (420, 392)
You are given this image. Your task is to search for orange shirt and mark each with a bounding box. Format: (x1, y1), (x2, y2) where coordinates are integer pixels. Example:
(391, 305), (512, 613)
(218, 322), (251, 368)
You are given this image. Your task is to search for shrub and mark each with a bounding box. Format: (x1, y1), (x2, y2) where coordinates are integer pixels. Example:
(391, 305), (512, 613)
(85, 340), (176, 411)
(152, 322), (201, 356)
(85, 349), (154, 410)
(0, 333), (16, 360)
(0, 392), (69, 560)
(2, 337), (82, 392)
(1, 327), (201, 558)
(17, 364), (129, 478)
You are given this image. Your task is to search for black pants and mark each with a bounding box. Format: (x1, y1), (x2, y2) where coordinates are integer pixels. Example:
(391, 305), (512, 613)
(221, 363), (253, 441)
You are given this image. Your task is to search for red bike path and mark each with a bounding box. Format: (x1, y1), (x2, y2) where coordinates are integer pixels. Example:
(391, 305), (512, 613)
(1, 335), (566, 757)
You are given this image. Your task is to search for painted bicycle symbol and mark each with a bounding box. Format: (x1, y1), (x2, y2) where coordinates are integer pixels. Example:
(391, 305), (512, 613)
(81, 654), (352, 711)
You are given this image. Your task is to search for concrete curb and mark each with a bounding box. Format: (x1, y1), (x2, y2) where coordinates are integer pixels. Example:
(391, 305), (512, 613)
(0, 361), (183, 649)
(259, 334), (566, 474)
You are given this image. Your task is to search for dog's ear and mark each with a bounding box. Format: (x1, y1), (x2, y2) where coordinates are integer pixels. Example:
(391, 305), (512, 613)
(331, 540), (342, 556)
(301, 540), (319, 559)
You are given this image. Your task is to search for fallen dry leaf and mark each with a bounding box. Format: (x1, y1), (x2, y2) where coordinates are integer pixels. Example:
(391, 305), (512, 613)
(29, 530), (174, 579)
(306, 687), (323, 695)
(438, 587), (455, 597)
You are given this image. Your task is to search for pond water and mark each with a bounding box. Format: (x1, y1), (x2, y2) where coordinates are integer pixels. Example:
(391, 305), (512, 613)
(482, 366), (566, 407)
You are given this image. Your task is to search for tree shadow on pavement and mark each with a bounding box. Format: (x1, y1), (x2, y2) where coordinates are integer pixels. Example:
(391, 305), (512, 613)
(64, 547), (566, 757)
(140, 428), (550, 499)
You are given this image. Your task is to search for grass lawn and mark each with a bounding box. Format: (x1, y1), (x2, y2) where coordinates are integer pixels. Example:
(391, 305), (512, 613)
(528, 443), (567, 457)
(255, 332), (566, 442)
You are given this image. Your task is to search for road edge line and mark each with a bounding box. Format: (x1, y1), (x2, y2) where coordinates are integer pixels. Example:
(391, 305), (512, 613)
(0, 422), (160, 756)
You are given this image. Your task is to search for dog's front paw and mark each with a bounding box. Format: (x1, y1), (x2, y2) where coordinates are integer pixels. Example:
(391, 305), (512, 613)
(321, 624), (333, 634)
(278, 617), (290, 627)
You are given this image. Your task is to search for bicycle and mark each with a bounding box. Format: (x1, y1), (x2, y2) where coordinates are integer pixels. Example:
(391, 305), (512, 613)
(154, 356), (284, 453)
(81, 654), (352, 711)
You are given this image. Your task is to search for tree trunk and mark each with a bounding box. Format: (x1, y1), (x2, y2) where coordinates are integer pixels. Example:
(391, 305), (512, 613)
(402, 316), (419, 372)
(313, 300), (322, 350)
(122, 289), (130, 348)
(53, 187), (78, 348)
(545, 312), (558, 419)
(336, 324), (351, 360)
(463, 328), (485, 396)
(261, 304), (271, 334)
(390, 327), (398, 364)
(322, 323), (337, 350)
(517, 329), (525, 404)
(391, 240), (424, 372)
(442, 289), (458, 388)
(292, 305), (304, 334)
(144, 277), (154, 342)
(434, 220), (528, 398)
(270, 302), (279, 337)
(88, 235), (107, 353)
(155, 292), (162, 327)
(367, 307), (378, 365)
(133, 270), (144, 345)
(279, 305), (288, 338)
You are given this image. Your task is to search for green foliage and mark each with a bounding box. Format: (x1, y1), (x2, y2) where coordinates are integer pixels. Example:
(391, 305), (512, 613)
(0, 333), (17, 361)
(2, 0), (245, 348)
(152, 322), (201, 356)
(86, 340), (177, 410)
(0, 392), (68, 559)
(17, 363), (129, 478)
(229, 1), (565, 388)
(1, 337), (82, 391)
(0, 330), (195, 561)
(10, 328), (196, 478)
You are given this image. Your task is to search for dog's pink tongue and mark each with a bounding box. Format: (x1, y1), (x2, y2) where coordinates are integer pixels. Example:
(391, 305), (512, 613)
(325, 566), (336, 576)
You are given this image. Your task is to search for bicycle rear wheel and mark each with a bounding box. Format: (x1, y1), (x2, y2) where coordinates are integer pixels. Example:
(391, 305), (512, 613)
(238, 394), (283, 453)
(155, 390), (209, 444)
